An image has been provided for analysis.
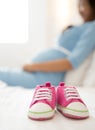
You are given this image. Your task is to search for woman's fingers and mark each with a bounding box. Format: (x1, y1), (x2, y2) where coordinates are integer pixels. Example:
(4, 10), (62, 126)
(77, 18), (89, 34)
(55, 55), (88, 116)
(23, 64), (32, 72)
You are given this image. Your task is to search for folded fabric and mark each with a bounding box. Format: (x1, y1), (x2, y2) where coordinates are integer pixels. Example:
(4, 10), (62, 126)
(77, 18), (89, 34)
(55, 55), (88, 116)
(83, 51), (95, 88)
(64, 53), (93, 86)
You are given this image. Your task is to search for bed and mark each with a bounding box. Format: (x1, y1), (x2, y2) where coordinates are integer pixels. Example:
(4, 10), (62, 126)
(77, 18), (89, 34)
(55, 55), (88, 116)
(0, 50), (95, 130)
(0, 81), (95, 130)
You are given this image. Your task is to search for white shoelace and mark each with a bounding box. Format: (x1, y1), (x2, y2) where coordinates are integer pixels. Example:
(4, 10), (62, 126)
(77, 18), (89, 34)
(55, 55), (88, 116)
(34, 88), (52, 101)
(65, 87), (80, 100)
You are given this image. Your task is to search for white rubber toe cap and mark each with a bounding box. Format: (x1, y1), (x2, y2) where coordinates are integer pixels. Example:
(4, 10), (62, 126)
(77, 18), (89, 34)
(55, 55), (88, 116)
(65, 102), (89, 117)
(67, 102), (88, 111)
(29, 102), (52, 112)
(28, 103), (54, 119)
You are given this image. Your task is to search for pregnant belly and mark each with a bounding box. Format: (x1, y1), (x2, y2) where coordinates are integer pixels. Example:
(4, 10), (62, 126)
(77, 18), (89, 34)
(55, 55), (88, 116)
(31, 48), (67, 63)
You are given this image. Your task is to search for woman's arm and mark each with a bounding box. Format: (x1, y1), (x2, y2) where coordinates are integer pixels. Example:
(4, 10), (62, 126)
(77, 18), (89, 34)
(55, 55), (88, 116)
(23, 59), (73, 72)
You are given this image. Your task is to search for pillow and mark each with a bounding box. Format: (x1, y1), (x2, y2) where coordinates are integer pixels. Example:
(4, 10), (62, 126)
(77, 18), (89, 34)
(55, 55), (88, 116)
(64, 53), (93, 86)
(83, 51), (95, 88)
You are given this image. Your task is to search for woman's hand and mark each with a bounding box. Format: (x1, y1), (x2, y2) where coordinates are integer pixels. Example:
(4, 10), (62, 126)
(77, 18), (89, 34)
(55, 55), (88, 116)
(23, 64), (34, 72)
(23, 63), (40, 72)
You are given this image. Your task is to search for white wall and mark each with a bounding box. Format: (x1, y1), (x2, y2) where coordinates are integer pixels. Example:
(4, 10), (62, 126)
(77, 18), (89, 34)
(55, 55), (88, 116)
(47, 0), (83, 45)
(0, 0), (82, 68)
(0, 0), (48, 67)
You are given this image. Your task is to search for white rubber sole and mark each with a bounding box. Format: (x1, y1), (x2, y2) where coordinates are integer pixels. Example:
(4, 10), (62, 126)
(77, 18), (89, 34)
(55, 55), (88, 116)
(28, 109), (55, 120)
(57, 105), (89, 119)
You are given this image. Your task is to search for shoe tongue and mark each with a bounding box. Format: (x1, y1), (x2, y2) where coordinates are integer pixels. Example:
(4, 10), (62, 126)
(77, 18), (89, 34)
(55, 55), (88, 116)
(59, 82), (65, 86)
(45, 82), (51, 87)
(37, 82), (51, 89)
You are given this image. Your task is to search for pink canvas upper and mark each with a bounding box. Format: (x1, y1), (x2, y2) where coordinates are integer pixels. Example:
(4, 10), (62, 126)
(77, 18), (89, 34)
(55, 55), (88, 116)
(57, 82), (86, 107)
(29, 82), (56, 109)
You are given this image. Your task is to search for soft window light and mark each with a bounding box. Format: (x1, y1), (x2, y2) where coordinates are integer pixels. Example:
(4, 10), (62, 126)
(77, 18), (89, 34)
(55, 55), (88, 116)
(0, 0), (29, 44)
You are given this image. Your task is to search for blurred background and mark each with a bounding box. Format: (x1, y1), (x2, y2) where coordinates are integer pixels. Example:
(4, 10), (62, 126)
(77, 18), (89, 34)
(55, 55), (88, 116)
(0, 0), (83, 67)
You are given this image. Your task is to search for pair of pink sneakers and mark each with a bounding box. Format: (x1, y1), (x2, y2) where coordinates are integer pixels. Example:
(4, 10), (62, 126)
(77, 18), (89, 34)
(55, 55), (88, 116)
(28, 82), (89, 121)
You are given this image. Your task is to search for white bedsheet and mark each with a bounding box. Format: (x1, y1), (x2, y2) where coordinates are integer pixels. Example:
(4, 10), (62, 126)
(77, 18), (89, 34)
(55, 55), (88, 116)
(0, 81), (95, 130)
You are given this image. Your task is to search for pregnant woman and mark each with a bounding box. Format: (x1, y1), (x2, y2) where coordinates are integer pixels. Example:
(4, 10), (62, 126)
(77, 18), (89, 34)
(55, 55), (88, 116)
(0, 0), (95, 88)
